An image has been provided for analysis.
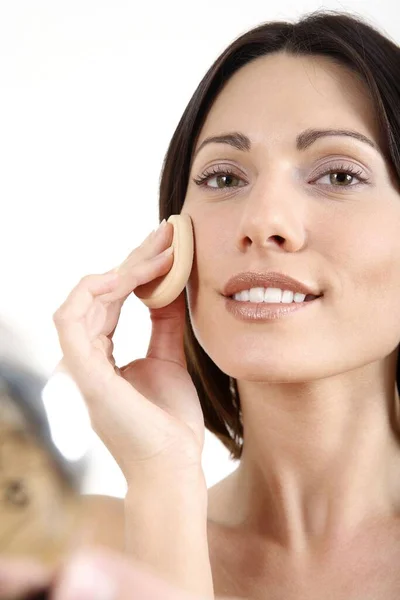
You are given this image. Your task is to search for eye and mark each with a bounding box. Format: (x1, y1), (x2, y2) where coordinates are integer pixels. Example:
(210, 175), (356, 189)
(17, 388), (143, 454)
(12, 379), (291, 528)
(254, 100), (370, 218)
(192, 161), (371, 192)
(312, 162), (370, 188)
(192, 165), (246, 190)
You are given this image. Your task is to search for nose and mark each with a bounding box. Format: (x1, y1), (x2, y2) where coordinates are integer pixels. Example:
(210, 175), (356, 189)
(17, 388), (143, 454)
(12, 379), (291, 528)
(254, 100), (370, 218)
(236, 175), (307, 253)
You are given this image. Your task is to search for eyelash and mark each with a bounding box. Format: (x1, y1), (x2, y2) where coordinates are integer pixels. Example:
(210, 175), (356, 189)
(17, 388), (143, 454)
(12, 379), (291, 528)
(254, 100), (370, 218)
(192, 162), (371, 191)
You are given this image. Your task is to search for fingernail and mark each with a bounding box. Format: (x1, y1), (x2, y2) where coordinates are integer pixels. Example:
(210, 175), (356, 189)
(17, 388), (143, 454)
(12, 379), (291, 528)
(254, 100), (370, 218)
(57, 557), (116, 600)
(154, 218), (167, 235)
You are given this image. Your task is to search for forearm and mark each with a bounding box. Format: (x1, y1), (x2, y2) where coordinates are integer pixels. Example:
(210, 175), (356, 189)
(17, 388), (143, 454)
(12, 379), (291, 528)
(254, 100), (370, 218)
(124, 466), (214, 598)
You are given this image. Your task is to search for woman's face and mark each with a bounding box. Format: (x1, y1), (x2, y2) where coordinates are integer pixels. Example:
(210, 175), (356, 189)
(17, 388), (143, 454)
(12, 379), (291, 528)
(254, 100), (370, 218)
(181, 52), (400, 382)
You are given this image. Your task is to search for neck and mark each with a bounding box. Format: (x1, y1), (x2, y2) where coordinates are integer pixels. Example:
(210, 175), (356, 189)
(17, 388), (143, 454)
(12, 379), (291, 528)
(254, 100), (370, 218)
(213, 351), (400, 553)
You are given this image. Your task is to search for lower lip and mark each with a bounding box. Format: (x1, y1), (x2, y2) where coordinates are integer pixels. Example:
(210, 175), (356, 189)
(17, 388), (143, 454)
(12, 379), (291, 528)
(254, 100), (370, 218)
(224, 296), (321, 321)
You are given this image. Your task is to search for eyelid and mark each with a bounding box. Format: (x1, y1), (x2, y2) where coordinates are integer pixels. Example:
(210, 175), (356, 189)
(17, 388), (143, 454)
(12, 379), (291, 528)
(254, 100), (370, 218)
(195, 155), (371, 178)
(311, 160), (367, 178)
(310, 154), (371, 175)
(197, 145), (372, 163)
(195, 159), (247, 174)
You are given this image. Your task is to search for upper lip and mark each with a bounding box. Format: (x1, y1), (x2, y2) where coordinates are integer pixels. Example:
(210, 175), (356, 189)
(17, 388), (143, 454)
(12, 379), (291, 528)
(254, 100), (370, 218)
(222, 271), (323, 298)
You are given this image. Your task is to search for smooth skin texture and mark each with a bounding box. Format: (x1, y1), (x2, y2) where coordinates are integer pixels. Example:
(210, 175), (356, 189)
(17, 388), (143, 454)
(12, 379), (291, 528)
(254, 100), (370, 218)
(178, 50), (400, 596)
(5, 50), (400, 599)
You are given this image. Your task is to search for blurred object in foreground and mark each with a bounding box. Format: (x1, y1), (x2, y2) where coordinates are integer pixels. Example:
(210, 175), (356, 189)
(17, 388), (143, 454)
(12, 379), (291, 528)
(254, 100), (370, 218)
(0, 318), (88, 566)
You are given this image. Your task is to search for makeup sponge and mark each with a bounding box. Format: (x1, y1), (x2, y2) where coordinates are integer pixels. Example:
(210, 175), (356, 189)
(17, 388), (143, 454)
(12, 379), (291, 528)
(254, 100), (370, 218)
(134, 214), (194, 309)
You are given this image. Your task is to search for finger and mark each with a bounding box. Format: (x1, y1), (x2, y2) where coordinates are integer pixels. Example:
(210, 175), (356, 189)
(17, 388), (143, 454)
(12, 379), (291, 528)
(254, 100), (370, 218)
(102, 246), (174, 304)
(146, 290), (187, 368)
(53, 254), (174, 398)
(51, 547), (200, 600)
(52, 273), (121, 391)
(113, 221), (174, 272)
(53, 223), (173, 335)
(0, 557), (51, 600)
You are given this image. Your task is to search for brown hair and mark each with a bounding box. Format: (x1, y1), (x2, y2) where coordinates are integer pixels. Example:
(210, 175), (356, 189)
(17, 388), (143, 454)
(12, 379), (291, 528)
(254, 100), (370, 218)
(157, 9), (400, 460)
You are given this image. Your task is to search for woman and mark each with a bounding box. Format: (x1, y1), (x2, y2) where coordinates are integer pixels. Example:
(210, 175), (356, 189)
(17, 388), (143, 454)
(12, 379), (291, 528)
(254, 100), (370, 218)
(4, 8), (400, 599)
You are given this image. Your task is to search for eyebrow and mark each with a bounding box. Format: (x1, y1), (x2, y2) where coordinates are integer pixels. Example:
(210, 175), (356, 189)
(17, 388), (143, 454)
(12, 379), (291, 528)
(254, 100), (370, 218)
(192, 128), (380, 161)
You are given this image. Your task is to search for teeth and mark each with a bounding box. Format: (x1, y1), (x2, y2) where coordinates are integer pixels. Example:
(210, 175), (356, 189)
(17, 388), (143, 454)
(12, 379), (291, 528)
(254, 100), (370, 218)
(233, 287), (307, 303)
(249, 287), (265, 303)
(265, 288), (282, 303)
(281, 290), (294, 303)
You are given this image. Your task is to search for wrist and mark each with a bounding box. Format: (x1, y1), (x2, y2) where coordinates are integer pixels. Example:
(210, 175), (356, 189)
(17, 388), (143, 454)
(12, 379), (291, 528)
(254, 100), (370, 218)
(123, 464), (212, 596)
(124, 457), (206, 490)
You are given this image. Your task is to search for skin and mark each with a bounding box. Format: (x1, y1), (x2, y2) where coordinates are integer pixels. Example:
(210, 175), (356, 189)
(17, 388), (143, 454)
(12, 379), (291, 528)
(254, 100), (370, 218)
(4, 51), (400, 598)
(179, 51), (400, 591)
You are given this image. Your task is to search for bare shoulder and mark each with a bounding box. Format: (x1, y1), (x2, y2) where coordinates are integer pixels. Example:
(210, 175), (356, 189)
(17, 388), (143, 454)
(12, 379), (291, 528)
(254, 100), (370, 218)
(77, 494), (125, 551)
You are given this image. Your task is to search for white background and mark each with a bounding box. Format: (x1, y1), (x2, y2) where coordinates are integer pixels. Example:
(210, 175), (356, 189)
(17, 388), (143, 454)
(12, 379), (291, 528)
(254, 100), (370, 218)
(1, 0), (398, 497)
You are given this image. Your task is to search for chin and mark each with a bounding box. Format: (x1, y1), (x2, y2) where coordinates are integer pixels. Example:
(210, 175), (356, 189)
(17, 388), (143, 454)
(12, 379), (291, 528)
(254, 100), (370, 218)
(210, 345), (348, 384)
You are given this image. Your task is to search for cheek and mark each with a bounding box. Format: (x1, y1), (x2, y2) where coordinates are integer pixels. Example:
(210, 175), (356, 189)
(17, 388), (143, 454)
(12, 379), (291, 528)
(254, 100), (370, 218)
(185, 215), (230, 337)
(322, 205), (400, 345)
(335, 209), (400, 298)
(186, 217), (229, 292)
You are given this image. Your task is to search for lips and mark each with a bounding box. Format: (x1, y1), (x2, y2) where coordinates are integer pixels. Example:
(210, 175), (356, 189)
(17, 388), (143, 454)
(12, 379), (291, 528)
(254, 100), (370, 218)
(224, 294), (321, 321)
(222, 271), (322, 298)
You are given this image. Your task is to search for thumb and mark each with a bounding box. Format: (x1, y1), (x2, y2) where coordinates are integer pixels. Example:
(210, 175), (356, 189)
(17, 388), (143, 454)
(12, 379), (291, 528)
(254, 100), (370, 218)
(145, 290), (188, 367)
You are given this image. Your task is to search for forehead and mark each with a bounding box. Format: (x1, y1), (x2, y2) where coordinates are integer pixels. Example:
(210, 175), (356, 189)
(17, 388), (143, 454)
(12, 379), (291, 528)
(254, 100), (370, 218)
(196, 52), (380, 152)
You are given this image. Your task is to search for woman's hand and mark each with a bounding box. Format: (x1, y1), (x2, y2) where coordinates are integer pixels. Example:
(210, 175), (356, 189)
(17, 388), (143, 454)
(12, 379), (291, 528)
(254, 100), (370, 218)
(52, 220), (205, 483)
(0, 549), (239, 600)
